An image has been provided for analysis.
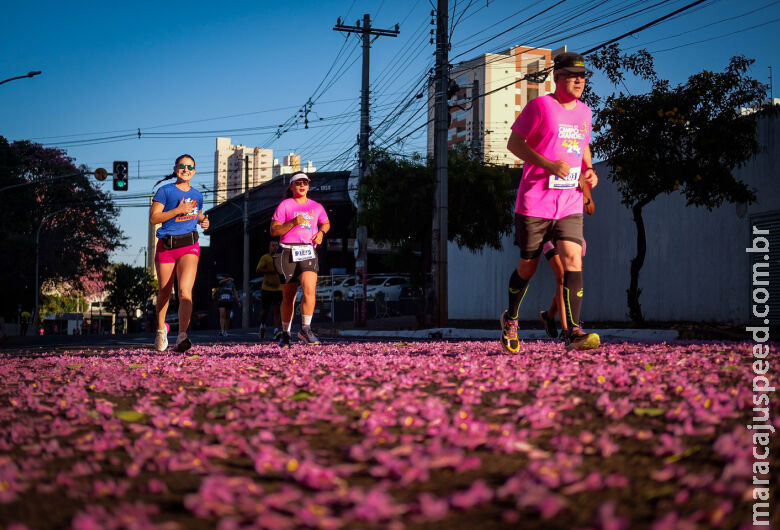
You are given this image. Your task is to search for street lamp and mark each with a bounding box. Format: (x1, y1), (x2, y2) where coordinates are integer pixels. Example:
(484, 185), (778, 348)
(33, 208), (69, 333)
(0, 70), (42, 86)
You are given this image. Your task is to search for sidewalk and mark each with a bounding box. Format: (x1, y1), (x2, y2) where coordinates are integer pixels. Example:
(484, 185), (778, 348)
(318, 315), (681, 342)
(336, 327), (679, 341)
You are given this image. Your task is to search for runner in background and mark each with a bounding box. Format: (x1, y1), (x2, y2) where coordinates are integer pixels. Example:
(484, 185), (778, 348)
(256, 240), (282, 340)
(269, 172), (330, 347)
(216, 274), (240, 337)
(540, 179), (594, 339)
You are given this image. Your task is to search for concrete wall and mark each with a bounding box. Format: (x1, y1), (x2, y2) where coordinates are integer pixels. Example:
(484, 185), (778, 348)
(448, 114), (779, 324)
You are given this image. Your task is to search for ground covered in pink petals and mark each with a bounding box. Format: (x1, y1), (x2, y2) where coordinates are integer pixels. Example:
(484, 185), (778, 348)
(0, 340), (777, 529)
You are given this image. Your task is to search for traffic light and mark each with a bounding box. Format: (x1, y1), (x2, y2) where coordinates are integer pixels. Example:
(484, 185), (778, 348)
(113, 161), (128, 191)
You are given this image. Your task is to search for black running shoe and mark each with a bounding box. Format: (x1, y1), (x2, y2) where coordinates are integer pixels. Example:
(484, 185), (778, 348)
(297, 327), (320, 345)
(500, 310), (520, 353)
(539, 310), (558, 339)
(174, 336), (192, 353)
(278, 331), (291, 348)
(564, 328), (600, 351)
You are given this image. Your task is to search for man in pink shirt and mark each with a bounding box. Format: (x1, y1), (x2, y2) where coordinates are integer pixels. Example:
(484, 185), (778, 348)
(500, 51), (601, 353)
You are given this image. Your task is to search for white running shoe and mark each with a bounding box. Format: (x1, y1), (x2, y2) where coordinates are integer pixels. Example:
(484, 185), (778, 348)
(154, 330), (168, 352)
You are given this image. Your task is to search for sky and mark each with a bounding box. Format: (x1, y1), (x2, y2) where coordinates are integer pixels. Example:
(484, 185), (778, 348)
(2, 0), (778, 265)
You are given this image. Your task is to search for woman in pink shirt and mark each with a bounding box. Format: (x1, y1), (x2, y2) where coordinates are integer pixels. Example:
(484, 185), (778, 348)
(270, 172), (330, 347)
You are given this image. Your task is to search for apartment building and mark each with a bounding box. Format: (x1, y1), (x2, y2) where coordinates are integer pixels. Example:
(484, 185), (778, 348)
(213, 137), (274, 204)
(428, 45), (565, 165)
(272, 153), (316, 178)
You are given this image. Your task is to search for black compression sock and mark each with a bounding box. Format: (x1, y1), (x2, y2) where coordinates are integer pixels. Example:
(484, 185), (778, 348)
(508, 270), (530, 320)
(563, 271), (584, 329)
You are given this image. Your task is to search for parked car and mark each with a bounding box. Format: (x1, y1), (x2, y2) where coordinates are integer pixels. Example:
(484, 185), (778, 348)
(400, 284), (423, 300)
(348, 276), (407, 301)
(367, 276), (408, 301)
(165, 310), (208, 330)
(249, 277), (264, 302)
(321, 276), (358, 302)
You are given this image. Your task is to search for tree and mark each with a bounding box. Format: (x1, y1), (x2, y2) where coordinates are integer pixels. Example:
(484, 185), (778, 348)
(0, 137), (124, 320)
(103, 264), (157, 327)
(356, 144), (515, 277)
(39, 293), (88, 318)
(588, 47), (769, 323)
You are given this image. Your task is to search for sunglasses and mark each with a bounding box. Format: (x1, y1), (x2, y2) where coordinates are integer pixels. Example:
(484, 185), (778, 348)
(562, 72), (591, 80)
(293, 180), (309, 186)
(177, 163), (196, 170)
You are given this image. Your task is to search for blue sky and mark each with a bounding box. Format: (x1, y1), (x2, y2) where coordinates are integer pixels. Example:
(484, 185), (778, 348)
(2, 0), (777, 265)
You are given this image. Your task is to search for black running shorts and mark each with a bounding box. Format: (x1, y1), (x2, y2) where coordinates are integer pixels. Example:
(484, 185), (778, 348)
(514, 213), (583, 260)
(261, 289), (283, 309)
(273, 247), (319, 284)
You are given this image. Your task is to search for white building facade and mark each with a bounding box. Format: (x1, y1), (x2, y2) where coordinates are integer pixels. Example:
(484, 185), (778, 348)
(214, 137), (274, 204)
(272, 153), (316, 178)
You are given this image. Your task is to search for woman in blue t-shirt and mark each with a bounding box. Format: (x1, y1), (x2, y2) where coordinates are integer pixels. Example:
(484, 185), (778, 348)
(149, 154), (209, 352)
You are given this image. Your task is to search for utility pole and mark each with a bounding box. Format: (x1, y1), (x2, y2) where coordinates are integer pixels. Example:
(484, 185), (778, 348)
(432, 0), (449, 327)
(470, 79), (480, 159)
(334, 14), (399, 326)
(242, 155), (250, 329)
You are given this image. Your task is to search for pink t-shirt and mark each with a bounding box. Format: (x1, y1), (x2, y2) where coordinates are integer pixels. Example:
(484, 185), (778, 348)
(511, 94), (592, 219)
(272, 198), (329, 245)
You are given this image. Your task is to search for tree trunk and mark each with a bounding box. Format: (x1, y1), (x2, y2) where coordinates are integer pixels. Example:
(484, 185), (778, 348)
(627, 200), (651, 325)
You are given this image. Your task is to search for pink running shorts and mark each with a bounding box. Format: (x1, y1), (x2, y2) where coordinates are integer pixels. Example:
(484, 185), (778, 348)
(154, 240), (200, 264)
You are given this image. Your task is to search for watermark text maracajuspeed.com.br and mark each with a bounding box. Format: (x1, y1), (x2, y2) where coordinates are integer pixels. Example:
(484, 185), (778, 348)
(746, 225), (773, 526)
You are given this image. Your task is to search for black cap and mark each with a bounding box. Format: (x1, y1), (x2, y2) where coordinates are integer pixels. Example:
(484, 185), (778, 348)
(553, 52), (591, 75)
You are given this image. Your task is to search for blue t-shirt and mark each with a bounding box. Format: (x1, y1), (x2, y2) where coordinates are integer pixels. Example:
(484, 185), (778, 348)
(153, 183), (204, 238)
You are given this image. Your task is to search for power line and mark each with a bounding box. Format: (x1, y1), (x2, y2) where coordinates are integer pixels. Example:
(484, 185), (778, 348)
(649, 16), (780, 53)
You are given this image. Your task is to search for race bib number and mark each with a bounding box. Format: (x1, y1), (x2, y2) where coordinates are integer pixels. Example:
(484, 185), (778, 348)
(219, 293), (231, 301)
(292, 245), (315, 262)
(548, 167), (581, 190)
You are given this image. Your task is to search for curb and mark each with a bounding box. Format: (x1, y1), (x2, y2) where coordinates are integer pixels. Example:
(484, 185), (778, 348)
(337, 328), (680, 342)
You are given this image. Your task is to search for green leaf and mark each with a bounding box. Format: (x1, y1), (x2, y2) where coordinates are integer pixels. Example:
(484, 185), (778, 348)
(289, 390), (316, 401)
(644, 363), (654, 370)
(186, 355), (199, 360)
(207, 387), (232, 394)
(633, 407), (666, 417)
(66, 364), (82, 370)
(114, 410), (148, 422)
(722, 365), (739, 371)
(645, 484), (677, 500)
(208, 407), (228, 418)
(127, 363), (143, 369)
(663, 446), (700, 464)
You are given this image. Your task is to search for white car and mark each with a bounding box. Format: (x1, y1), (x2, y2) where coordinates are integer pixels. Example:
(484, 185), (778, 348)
(300, 276), (360, 302)
(349, 276), (407, 302)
